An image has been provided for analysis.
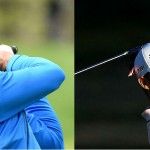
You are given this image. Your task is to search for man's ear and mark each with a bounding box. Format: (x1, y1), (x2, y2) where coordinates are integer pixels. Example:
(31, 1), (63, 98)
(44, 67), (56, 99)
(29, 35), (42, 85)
(138, 77), (150, 90)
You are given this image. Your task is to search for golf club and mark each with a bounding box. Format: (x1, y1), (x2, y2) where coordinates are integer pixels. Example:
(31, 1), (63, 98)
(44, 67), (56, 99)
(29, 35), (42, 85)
(75, 45), (143, 75)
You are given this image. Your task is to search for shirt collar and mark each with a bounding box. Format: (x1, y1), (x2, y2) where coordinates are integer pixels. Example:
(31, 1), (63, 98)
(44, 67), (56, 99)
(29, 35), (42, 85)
(6, 55), (21, 71)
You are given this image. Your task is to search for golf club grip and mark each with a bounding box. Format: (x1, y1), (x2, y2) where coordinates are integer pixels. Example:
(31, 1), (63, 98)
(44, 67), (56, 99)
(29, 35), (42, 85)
(127, 45), (142, 55)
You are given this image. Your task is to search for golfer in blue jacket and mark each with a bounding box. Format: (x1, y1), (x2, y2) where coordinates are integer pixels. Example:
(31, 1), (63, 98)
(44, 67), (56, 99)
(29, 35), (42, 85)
(0, 44), (65, 149)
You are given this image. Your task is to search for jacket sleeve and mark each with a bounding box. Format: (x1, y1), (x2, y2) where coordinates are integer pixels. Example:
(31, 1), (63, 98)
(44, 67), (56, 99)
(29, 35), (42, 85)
(0, 60), (65, 122)
(11, 56), (65, 149)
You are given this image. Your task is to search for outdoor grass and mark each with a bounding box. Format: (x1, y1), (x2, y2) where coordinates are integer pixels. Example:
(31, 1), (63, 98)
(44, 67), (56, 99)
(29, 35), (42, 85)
(5, 40), (74, 149)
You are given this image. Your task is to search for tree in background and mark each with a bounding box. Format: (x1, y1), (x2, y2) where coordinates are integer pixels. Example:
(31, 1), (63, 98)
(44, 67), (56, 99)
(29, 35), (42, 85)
(0, 0), (74, 42)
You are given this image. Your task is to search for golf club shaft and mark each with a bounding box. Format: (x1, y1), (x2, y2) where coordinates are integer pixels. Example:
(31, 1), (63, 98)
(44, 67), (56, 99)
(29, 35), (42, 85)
(75, 51), (128, 75)
(75, 45), (142, 75)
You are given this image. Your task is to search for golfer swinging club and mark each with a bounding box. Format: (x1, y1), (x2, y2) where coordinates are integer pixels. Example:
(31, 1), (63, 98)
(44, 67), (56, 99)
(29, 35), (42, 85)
(0, 44), (65, 149)
(129, 43), (150, 144)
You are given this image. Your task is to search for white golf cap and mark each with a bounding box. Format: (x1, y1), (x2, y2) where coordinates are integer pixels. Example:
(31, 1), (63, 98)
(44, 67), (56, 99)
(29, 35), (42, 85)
(130, 43), (150, 78)
(0, 44), (13, 54)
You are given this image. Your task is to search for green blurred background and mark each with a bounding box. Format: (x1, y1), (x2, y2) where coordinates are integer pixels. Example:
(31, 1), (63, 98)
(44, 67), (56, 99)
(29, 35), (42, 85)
(0, 0), (74, 149)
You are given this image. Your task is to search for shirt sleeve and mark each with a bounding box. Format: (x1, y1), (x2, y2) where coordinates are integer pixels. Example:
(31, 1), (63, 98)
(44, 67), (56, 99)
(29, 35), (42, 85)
(0, 60), (65, 122)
